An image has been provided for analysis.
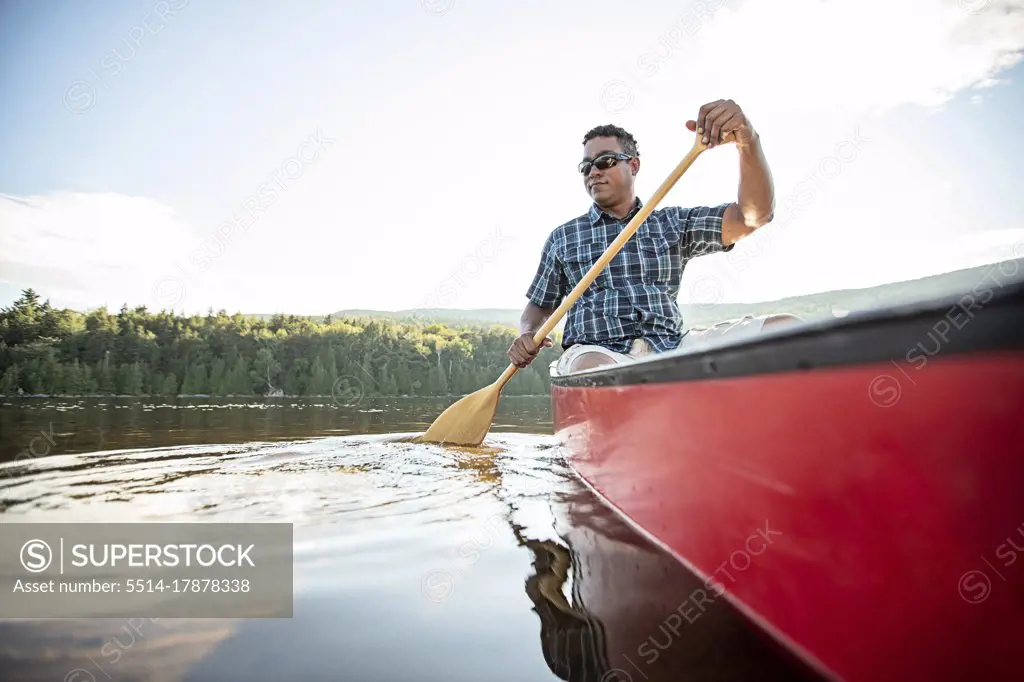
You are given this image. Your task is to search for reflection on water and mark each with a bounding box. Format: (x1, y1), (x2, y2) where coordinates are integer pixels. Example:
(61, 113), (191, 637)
(0, 396), (554, 464)
(0, 399), (818, 681)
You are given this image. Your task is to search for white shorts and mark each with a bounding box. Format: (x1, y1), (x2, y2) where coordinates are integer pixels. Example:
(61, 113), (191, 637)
(550, 315), (779, 377)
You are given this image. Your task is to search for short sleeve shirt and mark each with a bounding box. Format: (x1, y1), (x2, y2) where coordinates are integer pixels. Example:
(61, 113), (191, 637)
(526, 198), (732, 353)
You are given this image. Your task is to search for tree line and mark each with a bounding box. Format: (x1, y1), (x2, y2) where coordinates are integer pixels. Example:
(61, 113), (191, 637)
(0, 289), (560, 398)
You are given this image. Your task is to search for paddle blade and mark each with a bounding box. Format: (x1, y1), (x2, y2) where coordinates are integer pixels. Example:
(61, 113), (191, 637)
(420, 383), (500, 447)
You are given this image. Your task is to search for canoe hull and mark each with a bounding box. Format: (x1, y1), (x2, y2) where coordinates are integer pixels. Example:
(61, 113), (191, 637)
(552, 278), (1024, 682)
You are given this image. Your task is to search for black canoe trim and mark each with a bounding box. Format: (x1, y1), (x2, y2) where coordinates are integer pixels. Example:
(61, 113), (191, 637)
(550, 269), (1024, 388)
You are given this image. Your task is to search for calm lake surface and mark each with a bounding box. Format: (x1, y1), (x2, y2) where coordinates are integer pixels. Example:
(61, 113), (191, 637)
(0, 397), (820, 682)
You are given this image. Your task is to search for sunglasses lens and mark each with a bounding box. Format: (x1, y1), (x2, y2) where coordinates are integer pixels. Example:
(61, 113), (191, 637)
(579, 153), (630, 175)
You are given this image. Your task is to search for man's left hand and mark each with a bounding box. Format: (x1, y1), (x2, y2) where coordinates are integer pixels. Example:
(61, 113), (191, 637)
(686, 100), (756, 149)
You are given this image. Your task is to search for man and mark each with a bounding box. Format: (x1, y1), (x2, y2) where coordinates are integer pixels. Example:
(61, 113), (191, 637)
(508, 99), (790, 375)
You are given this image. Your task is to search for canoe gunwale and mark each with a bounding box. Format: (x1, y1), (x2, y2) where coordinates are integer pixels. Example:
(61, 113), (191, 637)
(551, 274), (1024, 388)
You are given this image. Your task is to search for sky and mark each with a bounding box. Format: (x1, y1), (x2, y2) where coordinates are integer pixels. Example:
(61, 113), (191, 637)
(1, 0), (1023, 316)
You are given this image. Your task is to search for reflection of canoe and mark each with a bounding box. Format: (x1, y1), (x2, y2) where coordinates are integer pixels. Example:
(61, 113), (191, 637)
(520, 484), (820, 681)
(552, 277), (1024, 682)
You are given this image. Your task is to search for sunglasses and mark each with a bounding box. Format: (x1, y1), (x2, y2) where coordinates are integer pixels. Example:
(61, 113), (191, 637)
(578, 151), (634, 176)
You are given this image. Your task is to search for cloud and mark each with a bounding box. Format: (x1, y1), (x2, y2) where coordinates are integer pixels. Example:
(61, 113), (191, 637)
(598, 0), (1024, 302)
(0, 192), (196, 308)
(646, 0), (1024, 117)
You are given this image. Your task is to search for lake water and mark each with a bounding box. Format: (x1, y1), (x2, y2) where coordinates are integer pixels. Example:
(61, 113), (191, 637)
(0, 397), (820, 682)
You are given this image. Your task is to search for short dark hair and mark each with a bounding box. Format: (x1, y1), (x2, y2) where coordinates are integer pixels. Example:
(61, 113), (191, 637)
(582, 124), (639, 157)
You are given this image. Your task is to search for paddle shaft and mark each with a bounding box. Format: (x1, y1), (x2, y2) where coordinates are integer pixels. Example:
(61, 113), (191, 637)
(495, 137), (708, 390)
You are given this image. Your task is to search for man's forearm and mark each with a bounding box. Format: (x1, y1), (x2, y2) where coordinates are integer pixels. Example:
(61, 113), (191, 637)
(520, 302), (555, 337)
(736, 134), (774, 228)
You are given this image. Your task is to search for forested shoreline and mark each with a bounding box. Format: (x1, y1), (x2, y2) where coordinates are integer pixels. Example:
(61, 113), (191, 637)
(0, 290), (558, 398)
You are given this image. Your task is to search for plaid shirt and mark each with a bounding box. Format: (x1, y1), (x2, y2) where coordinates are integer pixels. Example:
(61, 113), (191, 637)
(526, 198), (733, 353)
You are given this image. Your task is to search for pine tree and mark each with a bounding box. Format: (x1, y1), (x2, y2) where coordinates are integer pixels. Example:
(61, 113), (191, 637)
(287, 358), (309, 396)
(382, 372), (398, 395)
(141, 365), (154, 395)
(1, 366), (18, 394)
(427, 365), (447, 395)
(97, 352), (115, 393)
(151, 371), (165, 396)
(64, 359), (84, 395)
(228, 357), (251, 395)
(376, 364), (392, 397)
(181, 362), (209, 395)
(326, 355), (339, 381)
(208, 358), (227, 396)
(48, 362), (65, 395)
(308, 356), (332, 395)
(81, 365), (99, 394)
(120, 362), (143, 396)
(160, 372), (179, 396)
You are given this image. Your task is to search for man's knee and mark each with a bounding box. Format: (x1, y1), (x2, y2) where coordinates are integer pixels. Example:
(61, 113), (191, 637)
(568, 351), (619, 373)
(761, 313), (802, 331)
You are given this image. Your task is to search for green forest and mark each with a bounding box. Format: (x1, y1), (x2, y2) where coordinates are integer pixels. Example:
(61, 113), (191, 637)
(0, 290), (560, 398)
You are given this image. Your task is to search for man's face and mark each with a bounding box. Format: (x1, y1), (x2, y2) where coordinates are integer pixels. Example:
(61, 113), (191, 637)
(581, 136), (638, 206)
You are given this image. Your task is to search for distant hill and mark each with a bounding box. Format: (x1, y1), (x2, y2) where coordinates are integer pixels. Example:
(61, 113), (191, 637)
(322, 258), (1022, 330)
(238, 259), (1021, 327)
(330, 307), (523, 328)
(682, 257), (1023, 328)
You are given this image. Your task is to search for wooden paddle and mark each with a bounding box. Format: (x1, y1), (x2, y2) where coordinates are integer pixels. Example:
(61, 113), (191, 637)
(420, 134), (710, 447)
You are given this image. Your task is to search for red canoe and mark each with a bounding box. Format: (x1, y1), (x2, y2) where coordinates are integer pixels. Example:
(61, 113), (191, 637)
(552, 272), (1024, 682)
